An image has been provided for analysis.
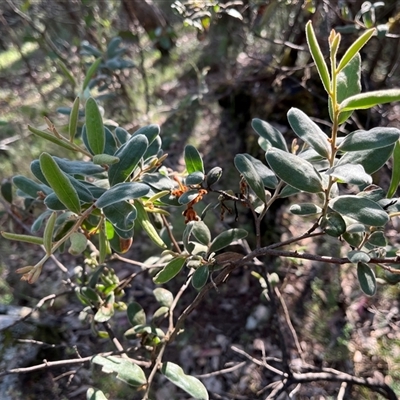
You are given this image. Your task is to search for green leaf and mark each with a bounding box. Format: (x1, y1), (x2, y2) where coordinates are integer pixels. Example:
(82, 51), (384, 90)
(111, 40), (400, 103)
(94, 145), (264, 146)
(91, 355), (147, 387)
(185, 171), (205, 186)
(82, 58), (102, 92)
(93, 154), (120, 165)
(69, 96), (80, 142)
(86, 388), (107, 400)
(127, 302), (146, 326)
(209, 228), (248, 254)
(95, 182), (149, 209)
(289, 203), (322, 215)
(184, 145), (204, 174)
(1, 231), (44, 246)
(53, 157), (105, 176)
(103, 202), (136, 232)
(43, 211), (57, 255)
(329, 195), (389, 226)
(94, 292), (115, 322)
(178, 189), (202, 205)
(337, 28), (375, 72)
(305, 21), (331, 94)
(1, 180), (12, 203)
(339, 89), (400, 112)
(39, 153), (81, 214)
(320, 212), (346, 237)
(161, 362), (209, 400)
(85, 97), (105, 155)
(108, 134), (148, 186)
(251, 118), (288, 151)
(205, 167), (223, 188)
(334, 53), (361, 124)
(135, 200), (167, 248)
(337, 144), (395, 174)
(287, 108), (330, 158)
(191, 221), (211, 246)
(348, 250), (371, 263)
(243, 154), (278, 189)
(68, 232), (88, 255)
(192, 265), (209, 290)
(338, 127), (400, 151)
(107, 36), (122, 58)
(153, 288), (174, 308)
(28, 125), (78, 152)
(326, 163), (372, 185)
(266, 148), (324, 193)
(368, 231), (387, 247)
(388, 140), (400, 198)
(153, 257), (186, 284)
(234, 154), (267, 202)
(357, 262), (377, 296)
(13, 175), (51, 198)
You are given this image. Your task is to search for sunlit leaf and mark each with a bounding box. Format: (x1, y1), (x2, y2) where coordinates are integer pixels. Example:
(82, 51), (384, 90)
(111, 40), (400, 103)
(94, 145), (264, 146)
(103, 201), (136, 232)
(388, 140), (400, 198)
(289, 203), (322, 215)
(357, 262), (377, 296)
(287, 108), (330, 158)
(91, 355), (147, 387)
(28, 125), (77, 152)
(337, 28), (375, 72)
(39, 153), (81, 214)
(191, 221), (211, 246)
(326, 163), (372, 185)
(85, 97), (105, 154)
(86, 388), (107, 400)
(251, 118), (288, 151)
(178, 189), (201, 205)
(68, 232), (88, 255)
(339, 89), (400, 111)
(338, 127), (400, 151)
(266, 148), (324, 193)
(185, 171), (204, 186)
(329, 195), (389, 226)
(209, 228), (248, 254)
(1, 231), (44, 246)
(161, 361), (209, 400)
(305, 21), (331, 94)
(234, 154), (267, 202)
(153, 288), (174, 308)
(367, 231), (387, 247)
(94, 292), (115, 322)
(348, 250), (371, 263)
(153, 257), (186, 284)
(184, 145), (204, 174)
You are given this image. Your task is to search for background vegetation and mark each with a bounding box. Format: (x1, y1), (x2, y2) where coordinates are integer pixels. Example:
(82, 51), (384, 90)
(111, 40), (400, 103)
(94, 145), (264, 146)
(1, 0), (400, 399)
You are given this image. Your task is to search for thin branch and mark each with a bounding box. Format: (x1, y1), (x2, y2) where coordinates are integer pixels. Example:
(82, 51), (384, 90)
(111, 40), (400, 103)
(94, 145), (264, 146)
(194, 361), (247, 378)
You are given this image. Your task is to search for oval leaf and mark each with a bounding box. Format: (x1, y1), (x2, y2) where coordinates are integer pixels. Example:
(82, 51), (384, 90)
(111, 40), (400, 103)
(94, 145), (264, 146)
(91, 355), (147, 387)
(326, 163), (372, 185)
(39, 153), (81, 214)
(161, 361), (209, 400)
(234, 154), (267, 202)
(153, 288), (174, 308)
(338, 127), (400, 152)
(192, 265), (209, 290)
(251, 118), (288, 151)
(191, 221), (211, 246)
(320, 212), (346, 237)
(329, 195), (389, 226)
(127, 302), (146, 326)
(153, 257), (186, 284)
(348, 250), (371, 264)
(95, 182), (150, 209)
(243, 154), (278, 189)
(184, 145), (204, 174)
(108, 134), (148, 186)
(287, 108), (330, 158)
(209, 228), (248, 254)
(357, 262), (377, 296)
(266, 148), (323, 193)
(289, 203), (322, 215)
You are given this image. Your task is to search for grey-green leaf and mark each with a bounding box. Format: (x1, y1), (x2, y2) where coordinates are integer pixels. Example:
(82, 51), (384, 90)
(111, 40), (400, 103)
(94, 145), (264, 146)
(103, 201), (136, 231)
(153, 257), (186, 284)
(191, 221), (211, 246)
(329, 195), (389, 226)
(337, 144), (395, 174)
(209, 228), (248, 254)
(184, 145), (204, 174)
(161, 361), (209, 400)
(287, 108), (330, 158)
(153, 288), (174, 308)
(326, 163), (372, 185)
(127, 302), (146, 326)
(339, 89), (400, 112)
(320, 212), (347, 237)
(388, 140), (400, 198)
(234, 154), (267, 202)
(348, 250), (371, 264)
(39, 153), (81, 214)
(266, 148), (324, 193)
(289, 203), (322, 215)
(85, 97), (105, 155)
(95, 182), (150, 208)
(108, 134), (148, 186)
(91, 355), (147, 387)
(357, 262), (377, 296)
(192, 265), (209, 290)
(251, 118), (288, 151)
(338, 127), (400, 152)
(243, 154), (278, 188)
